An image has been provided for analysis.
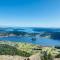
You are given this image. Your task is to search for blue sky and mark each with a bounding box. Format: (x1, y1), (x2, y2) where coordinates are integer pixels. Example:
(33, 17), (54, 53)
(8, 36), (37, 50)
(0, 0), (60, 28)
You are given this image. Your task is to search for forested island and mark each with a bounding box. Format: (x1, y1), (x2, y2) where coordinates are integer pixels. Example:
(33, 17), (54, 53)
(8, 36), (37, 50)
(0, 28), (60, 40)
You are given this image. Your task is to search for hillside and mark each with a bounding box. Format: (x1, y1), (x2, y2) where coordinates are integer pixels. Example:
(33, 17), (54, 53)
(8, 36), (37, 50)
(0, 41), (40, 57)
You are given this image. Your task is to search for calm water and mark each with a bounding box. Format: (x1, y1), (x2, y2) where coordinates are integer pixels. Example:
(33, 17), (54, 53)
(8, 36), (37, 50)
(0, 36), (60, 47)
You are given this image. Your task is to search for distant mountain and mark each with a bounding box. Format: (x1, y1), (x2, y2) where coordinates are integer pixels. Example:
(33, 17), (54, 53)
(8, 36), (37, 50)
(33, 27), (60, 32)
(0, 27), (60, 40)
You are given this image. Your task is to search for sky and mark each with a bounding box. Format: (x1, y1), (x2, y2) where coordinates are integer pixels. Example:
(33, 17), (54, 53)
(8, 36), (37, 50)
(0, 0), (60, 28)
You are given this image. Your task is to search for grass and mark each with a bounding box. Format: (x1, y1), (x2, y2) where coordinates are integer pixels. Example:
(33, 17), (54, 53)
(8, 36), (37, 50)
(0, 41), (40, 57)
(0, 41), (60, 58)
